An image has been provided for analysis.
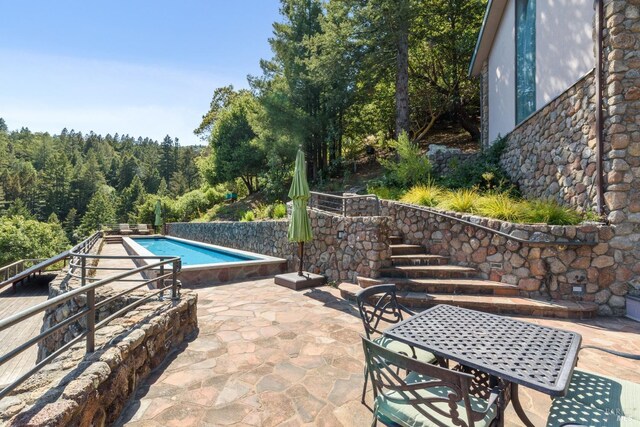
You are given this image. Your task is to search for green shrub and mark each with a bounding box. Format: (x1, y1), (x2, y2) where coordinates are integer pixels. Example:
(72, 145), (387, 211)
(441, 189), (478, 213)
(400, 183), (443, 207)
(380, 132), (431, 187)
(271, 203), (287, 219)
(0, 216), (69, 264)
(476, 193), (522, 222)
(440, 136), (515, 193)
(240, 211), (255, 222)
(523, 200), (582, 225)
(253, 203), (272, 220)
(204, 186), (226, 205)
(367, 184), (403, 201)
(175, 189), (210, 222)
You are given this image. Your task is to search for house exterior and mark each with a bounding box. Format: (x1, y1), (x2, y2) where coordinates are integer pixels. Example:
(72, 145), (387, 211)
(470, 0), (640, 315)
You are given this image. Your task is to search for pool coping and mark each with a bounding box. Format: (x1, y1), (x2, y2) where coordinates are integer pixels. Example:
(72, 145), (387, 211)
(122, 236), (287, 272)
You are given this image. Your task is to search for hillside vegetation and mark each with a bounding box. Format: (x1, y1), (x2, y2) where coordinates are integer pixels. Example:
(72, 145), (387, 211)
(0, 0), (490, 263)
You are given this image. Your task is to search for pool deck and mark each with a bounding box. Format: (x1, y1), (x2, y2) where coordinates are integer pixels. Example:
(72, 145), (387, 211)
(95, 243), (147, 292)
(118, 278), (640, 427)
(0, 278), (51, 390)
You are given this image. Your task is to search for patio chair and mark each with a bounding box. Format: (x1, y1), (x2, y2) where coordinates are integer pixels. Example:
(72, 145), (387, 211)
(356, 285), (438, 403)
(362, 336), (500, 427)
(137, 224), (151, 235)
(118, 224), (132, 235)
(546, 345), (640, 427)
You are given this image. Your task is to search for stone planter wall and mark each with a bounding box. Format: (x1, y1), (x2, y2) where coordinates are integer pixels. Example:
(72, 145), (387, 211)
(382, 201), (625, 315)
(2, 293), (198, 427)
(167, 209), (391, 283)
(427, 146), (480, 177)
(38, 274), (141, 362)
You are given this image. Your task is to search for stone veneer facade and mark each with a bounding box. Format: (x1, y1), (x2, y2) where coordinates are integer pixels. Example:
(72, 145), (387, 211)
(477, 0), (640, 306)
(2, 294), (198, 426)
(167, 208), (391, 283)
(382, 201), (623, 315)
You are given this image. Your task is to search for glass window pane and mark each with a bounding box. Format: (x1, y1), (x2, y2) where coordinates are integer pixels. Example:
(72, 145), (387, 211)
(516, 0), (536, 123)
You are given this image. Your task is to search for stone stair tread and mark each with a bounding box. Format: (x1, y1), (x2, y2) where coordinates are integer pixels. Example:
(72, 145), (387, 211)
(390, 254), (449, 260)
(365, 278), (518, 289)
(380, 265), (477, 273)
(338, 283), (597, 319)
(389, 244), (423, 249)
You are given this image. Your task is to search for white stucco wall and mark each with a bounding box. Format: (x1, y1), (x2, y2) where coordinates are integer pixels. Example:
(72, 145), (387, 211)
(487, 0), (595, 143)
(488, 0), (516, 143)
(536, 0), (595, 106)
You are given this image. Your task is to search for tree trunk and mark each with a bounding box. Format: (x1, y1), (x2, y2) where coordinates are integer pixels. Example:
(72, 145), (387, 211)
(395, 0), (410, 138)
(455, 102), (481, 141)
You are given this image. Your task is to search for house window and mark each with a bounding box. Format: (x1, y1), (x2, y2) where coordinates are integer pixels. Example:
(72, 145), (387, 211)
(516, 0), (536, 124)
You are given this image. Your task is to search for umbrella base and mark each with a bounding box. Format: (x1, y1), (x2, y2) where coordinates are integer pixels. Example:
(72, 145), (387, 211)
(274, 272), (326, 291)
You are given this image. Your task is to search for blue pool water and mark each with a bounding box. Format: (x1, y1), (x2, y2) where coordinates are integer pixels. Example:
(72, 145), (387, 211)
(132, 238), (257, 266)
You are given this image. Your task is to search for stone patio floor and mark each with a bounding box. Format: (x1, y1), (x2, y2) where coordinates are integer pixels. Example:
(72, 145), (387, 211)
(118, 278), (640, 427)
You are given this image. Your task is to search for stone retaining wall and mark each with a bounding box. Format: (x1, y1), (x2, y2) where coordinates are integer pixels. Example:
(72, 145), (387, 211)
(38, 269), (145, 362)
(2, 294), (198, 426)
(167, 208), (391, 283)
(499, 72), (597, 211)
(427, 146), (480, 177)
(486, 2), (640, 314)
(382, 201), (623, 315)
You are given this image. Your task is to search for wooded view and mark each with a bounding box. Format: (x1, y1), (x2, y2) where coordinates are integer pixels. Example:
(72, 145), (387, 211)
(0, 0), (487, 263)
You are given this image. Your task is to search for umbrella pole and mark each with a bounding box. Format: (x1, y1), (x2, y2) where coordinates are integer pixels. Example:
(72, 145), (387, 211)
(298, 242), (304, 276)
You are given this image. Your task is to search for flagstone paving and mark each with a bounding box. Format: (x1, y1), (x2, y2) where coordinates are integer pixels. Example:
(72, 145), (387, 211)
(118, 278), (640, 426)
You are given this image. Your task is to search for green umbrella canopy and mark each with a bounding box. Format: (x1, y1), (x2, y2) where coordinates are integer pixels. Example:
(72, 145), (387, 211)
(288, 149), (313, 243)
(154, 200), (163, 227)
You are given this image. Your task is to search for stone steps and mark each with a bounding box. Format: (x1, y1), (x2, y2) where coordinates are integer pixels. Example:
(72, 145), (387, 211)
(389, 254), (450, 266)
(338, 283), (598, 319)
(357, 277), (520, 296)
(389, 235), (404, 245)
(390, 244), (425, 256)
(379, 265), (478, 279)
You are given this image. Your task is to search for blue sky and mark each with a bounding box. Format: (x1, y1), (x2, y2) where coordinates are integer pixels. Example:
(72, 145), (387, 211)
(0, 1), (281, 145)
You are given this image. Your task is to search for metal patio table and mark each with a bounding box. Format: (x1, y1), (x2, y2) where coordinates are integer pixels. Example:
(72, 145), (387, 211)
(383, 304), (582, 427)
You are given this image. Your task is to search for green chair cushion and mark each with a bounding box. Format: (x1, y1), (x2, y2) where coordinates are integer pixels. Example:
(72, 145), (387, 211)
(546, 395), (640, 427)
(375, 372), (497, 427)
(565, 369), (640, 420)
(373, 336), (437, 364)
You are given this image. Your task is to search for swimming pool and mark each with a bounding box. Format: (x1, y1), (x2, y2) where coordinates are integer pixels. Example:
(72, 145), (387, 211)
(122, 236), (287, 287)
(131, 237), (257, 266)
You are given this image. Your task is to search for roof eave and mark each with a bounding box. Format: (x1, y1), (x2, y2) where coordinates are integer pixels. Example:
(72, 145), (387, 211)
(468, 0), (508, 77)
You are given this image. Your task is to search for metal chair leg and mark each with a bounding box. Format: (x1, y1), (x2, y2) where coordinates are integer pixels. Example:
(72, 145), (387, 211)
(361, 366), (369, 403)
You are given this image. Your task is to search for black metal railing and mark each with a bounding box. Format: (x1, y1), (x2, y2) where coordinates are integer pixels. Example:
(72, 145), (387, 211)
(0, 232), (181, 399)
(309, 191), (380, 217)
(0, 232), (102, 292)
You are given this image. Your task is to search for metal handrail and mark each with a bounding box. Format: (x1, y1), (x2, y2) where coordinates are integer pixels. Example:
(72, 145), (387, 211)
(0, 254), (70, 291)
(309, 191), (381, 216)
(391, 202), (598, 248)
(0, 231), (182, 399)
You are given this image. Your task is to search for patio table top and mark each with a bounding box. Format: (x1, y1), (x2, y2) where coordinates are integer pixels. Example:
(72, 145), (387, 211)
(384, 304), (581, 396)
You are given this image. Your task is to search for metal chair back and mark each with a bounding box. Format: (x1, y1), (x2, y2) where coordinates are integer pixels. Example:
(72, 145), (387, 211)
(355, 285), (406, 339)
(362, 336), (491, 427)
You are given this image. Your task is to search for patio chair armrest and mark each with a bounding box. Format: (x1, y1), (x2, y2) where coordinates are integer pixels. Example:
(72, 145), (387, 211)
(580, 345), (640, 360)
(399, 304), (415, 317)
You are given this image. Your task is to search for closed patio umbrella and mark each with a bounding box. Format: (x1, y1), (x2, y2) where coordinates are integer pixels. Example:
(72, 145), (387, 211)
(288, 149), (313, 276)
(154, 200), (163, 233)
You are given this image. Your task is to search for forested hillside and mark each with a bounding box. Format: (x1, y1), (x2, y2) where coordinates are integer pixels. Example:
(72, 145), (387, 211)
(0, 117), (206, 244)
(0, 0), (488, 264)
(196, 0), (486, 189)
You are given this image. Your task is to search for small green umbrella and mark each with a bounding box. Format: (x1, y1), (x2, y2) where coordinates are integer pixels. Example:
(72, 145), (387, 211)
(154, 200), (163, 233)
(288, 149), (313, 276)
